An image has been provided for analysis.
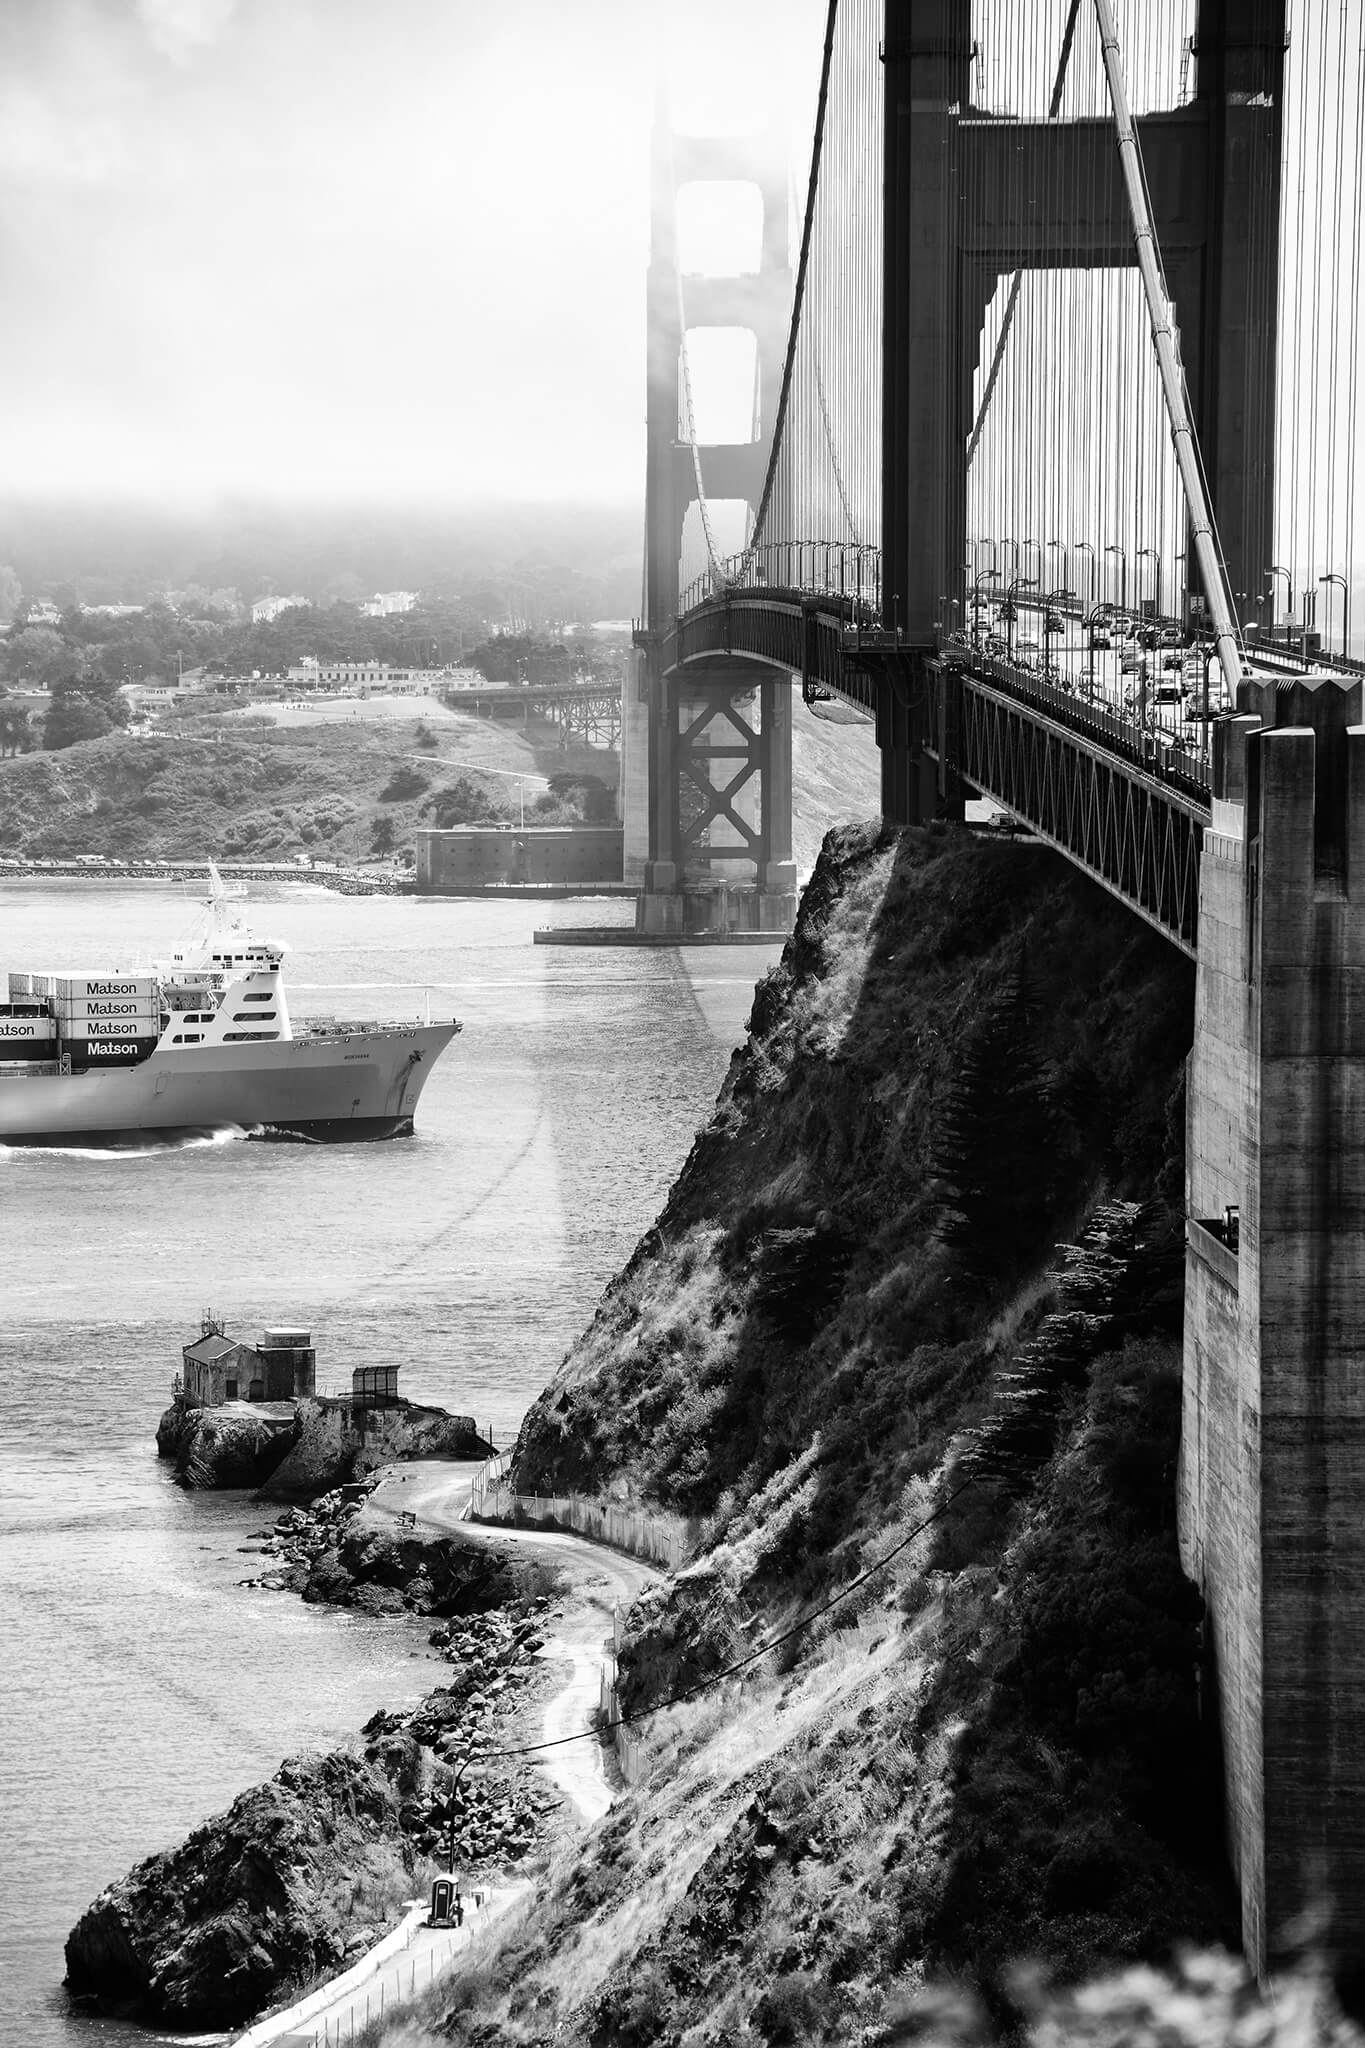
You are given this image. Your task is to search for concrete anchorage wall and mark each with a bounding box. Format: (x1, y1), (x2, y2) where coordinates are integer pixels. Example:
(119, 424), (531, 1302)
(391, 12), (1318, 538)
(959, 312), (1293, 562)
(1180, 678), (1365, 1972)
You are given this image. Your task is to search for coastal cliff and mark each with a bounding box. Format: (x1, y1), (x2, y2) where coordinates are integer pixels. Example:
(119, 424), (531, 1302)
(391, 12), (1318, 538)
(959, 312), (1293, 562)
(426, 820), (1234, 2042)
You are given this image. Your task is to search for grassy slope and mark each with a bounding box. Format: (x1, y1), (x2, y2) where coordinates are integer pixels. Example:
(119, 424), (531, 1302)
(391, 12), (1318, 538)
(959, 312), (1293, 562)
(0, 716), (535, 862)
(0, 695), (878, 870)
(387, 821), (1243, 2047)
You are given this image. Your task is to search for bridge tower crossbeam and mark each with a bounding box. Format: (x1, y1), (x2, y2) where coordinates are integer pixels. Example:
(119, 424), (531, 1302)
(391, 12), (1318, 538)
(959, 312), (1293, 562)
(876, 0), (1284, 824)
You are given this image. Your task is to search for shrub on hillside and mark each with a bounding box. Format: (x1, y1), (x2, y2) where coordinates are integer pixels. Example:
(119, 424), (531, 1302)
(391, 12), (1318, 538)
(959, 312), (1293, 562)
(378, 763), (429, 802)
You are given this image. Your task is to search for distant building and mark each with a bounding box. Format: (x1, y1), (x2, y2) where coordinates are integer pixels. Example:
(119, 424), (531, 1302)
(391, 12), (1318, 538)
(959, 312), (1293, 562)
(23, 601), (62, 626)
(285, 657), (441, 698)
(79, 603), (145, 620)
(179, 1313), (317, 1406)
(251, 594), (311, 624)
(443, 667), (486, 691)
(360, 590), (418, 618)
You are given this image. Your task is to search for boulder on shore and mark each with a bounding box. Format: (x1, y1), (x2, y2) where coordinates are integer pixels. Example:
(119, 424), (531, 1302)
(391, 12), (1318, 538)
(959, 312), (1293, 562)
(156, 1399), (299, 1491)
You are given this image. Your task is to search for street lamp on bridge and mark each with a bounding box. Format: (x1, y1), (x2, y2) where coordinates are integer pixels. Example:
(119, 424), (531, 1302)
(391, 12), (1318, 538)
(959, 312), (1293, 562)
(1268, 565), (1294, 638)
(1047, 539), (1068, 593)
(1104, 543), (1128, 614)
(1005, 575), (1038, 659)
(1320, 573), (1350, 665)
(1136, 546), (1162, 620)
(970, 569), (1000, 651)
(1072, 540), (1097, 605)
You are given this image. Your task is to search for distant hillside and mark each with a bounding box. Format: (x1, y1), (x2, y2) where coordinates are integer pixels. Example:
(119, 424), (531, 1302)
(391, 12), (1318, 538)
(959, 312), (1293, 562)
(0, 697), (879, 870)
(0, 716), (531, 864)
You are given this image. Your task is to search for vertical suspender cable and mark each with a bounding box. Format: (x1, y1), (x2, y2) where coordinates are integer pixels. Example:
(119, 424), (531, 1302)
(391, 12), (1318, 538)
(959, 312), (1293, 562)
(1090, 0), (1244, 693)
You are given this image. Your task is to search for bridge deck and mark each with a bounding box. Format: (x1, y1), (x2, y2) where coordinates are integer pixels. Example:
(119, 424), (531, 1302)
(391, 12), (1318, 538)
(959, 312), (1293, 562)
(663, 587), (1211, 955)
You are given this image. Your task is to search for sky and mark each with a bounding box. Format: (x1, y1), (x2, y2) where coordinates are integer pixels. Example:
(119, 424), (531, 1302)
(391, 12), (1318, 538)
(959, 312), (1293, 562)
(0, 0), (823, 513)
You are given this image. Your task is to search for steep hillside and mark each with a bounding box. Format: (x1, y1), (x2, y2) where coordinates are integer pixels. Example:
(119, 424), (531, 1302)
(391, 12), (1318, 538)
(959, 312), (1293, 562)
(391, 822), (1238, 2045)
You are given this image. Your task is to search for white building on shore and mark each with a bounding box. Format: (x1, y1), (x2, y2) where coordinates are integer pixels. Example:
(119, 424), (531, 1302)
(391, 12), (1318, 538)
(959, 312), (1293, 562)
(285, 657), (446, 698)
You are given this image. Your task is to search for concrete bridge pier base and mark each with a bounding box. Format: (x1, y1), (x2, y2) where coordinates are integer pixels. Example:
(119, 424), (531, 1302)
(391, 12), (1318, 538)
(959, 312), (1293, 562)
(1180, 675), (1365, 1977)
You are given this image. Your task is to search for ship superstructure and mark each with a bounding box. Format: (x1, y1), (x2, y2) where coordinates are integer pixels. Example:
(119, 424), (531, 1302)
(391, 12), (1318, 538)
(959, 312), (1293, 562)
(0, 867), (460, 1147)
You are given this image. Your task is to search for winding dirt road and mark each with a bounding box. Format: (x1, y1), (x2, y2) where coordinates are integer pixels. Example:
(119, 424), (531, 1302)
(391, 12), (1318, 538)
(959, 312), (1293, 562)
(368, 1461), (658, 1823)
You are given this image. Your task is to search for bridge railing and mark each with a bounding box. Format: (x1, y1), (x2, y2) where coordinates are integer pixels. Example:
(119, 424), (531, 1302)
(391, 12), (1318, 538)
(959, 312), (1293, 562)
(673, 553), (1221, 793)
(678, 541), (882, 626)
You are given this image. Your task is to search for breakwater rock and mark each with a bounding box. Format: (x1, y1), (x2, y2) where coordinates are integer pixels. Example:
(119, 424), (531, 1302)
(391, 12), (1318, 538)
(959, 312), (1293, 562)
(155, 1397), (298, 1490)
(65, 1596), (558, 2029)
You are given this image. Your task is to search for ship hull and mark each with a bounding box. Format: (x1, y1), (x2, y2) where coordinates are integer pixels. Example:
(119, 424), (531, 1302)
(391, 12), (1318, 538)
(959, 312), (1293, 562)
(0, 1022), (457, 1147)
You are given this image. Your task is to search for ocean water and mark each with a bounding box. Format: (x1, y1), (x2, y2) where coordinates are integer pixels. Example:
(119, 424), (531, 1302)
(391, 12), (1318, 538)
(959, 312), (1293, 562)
(0, 880), (778, 2048)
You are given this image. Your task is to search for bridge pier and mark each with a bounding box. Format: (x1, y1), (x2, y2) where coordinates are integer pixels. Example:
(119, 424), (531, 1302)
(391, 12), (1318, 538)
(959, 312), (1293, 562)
(1181, 676), (1365, 1974)
(635, 665), (797, 936)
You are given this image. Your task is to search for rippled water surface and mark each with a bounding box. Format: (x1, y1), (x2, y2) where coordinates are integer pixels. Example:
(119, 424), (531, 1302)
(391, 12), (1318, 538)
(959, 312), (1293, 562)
(0, 880), (778, 2048)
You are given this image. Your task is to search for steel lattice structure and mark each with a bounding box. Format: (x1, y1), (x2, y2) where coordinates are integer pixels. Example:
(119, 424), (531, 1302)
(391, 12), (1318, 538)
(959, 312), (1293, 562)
(661, 586), (1209, 953)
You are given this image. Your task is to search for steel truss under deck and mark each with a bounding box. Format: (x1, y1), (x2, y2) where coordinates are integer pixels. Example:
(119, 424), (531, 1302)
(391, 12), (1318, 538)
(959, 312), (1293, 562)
(666, 588), (1210, 955)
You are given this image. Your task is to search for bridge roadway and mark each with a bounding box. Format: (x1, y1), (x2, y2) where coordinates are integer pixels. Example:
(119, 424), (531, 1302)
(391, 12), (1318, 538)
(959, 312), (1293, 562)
(665, 583), (1221, 956)
(440, 680), (621, 750)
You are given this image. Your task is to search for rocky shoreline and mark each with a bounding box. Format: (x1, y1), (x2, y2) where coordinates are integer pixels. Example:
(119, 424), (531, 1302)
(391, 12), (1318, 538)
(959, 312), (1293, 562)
(64, 1503), (571, 2030)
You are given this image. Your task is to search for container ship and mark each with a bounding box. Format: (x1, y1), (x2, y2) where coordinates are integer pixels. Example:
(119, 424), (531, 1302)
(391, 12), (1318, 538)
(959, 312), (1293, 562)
(0, 869), (460, 1148)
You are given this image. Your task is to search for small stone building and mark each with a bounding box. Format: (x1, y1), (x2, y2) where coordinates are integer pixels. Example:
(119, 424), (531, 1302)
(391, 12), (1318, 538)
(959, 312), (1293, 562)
(180, 1316), (316, 1406)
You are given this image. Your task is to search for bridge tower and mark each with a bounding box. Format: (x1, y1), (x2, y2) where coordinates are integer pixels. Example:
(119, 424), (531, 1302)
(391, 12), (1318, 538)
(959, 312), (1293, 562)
(878, 0), (1284, 824)
(626, 113), (798, 935)
(1183, 678), (1365, 1972)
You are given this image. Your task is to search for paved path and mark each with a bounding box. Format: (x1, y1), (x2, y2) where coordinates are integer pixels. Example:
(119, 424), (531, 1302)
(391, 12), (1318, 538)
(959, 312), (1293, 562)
(243, 1884), (529, 2047)
(369, 1460), (660, 1823)
(234, 1462), (659, 2044)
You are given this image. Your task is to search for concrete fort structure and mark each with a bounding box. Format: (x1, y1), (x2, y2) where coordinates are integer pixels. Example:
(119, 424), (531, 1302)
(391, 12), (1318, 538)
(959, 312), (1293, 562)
(1181, 674), (1365, 1971)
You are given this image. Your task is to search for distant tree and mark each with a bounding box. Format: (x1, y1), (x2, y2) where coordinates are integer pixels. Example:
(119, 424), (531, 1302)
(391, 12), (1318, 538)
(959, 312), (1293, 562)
(421, 777), (505, 828)
(0, 565), (21, 628)
(378, 764), (429, 803)
(2, 626), (81, 689)
(370, 815), (397, 855)
(0, 693), (33, 756)
(44, 689), (119, 750)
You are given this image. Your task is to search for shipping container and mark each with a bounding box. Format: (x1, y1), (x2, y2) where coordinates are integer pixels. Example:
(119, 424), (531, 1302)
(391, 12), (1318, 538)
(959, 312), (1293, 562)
(7, 973), (32, 998)
(53, 974), (157, 1002)
(0, 1018), (58, 1048)
(60, 1018), (154, 1041)
(55, 996), (161, 1025)
(66, 1037), (158, 1069)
